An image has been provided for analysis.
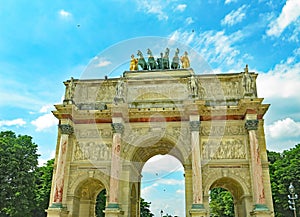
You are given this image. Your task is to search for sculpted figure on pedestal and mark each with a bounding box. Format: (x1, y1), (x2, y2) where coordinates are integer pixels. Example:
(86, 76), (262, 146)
(129, 54), (138, 71)
(242, 64), (254, 96)
(180, 51), (190, 68)
(65, 77), (76, 100)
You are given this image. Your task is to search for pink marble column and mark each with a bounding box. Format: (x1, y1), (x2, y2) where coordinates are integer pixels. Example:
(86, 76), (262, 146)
(190, 120), (204, 206)
(108, 123), (124, 206)
(245, 120), (266, 205)
(52, 124), (73, 205)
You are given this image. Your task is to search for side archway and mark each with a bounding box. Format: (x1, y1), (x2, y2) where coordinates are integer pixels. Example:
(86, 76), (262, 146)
(68, 174), (109, 217)
(204, 175), (251, 217)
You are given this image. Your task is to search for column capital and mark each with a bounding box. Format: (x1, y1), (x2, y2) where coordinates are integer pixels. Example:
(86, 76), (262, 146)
(59, 124), (74, 135)
(111, 123), (125, 134)
(245, 119), (258, 131)
(190, 121), (201, 132)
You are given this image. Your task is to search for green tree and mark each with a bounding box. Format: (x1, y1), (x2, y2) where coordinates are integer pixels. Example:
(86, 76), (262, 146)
(33, 158), (55, 217)
(140, 198), (154, 217)
(0, 131), (39, 217)
(209, 188), (234, 217)
(268, 145), (300, 217)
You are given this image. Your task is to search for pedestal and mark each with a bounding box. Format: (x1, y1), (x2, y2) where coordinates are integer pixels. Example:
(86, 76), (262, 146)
(250, 204), (272, 217)
(189, 204), (206, 217)
(104, 203), (123, 217)
(46, 207), (69, 217)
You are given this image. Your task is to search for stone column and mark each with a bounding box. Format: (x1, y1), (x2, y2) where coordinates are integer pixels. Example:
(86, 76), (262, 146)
(105, 122), (124, 217)
(47, 124), (73, 217)
(245, 119), (270, 215)
(189, 116), (206, 217)
(53, 124), (73, 205)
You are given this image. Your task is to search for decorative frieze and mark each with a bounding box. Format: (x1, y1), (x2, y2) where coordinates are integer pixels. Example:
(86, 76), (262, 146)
(75, 129), (112, 139)
(202, 139), (246, 159)
(73, 141), (111, 161)
(59, 124), (74, 135)
(200, 125), (246, 136)
(245, 120), (259, 131)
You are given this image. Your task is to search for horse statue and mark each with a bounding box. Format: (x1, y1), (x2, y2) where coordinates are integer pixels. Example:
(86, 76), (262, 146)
(171, 48), (180, 69)
(147, 48), (157, 70)
(162, 48), (170, 69)
(157, 52), (163, 69)
(137, 50), (148, 70)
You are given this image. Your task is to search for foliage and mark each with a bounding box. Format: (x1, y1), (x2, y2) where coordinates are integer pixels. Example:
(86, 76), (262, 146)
(268, 145), (300, 217)
(209, 188), (234, 217)
(0, 131), (39, 217)
(33, 158), (55, 217)
(140, 198), (154, 217)
(95, 189), (106, 217)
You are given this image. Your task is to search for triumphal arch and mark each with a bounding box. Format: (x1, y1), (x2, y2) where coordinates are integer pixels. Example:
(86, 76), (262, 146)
(47, 49), (274, 217)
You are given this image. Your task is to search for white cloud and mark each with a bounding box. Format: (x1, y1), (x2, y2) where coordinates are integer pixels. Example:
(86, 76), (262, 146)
(96, 59), (112, 68)
(266, 0), (300, 37)
(169, 29), (243, 67)
(137, 0), (168, 20)
(39, 104), (53, 113)
(0, 118), (26, 127)
(257, 58), (300, 99)
(185, 17), (194, 25)
(31, 113), (58, 132)
(58, 9), (72, 18)
(221, 5), (247, 26)
(174, 4), (187, 12)
(176, 189), (184, 194)
(267, 118), (300, 139)
(225, 0), (237, 4)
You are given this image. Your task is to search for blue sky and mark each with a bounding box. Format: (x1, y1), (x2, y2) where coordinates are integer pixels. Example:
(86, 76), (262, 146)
(0, 0), (300, 216)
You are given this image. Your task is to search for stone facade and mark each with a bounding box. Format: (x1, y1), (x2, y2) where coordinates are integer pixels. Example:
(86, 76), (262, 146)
(47, 68), (274, 217)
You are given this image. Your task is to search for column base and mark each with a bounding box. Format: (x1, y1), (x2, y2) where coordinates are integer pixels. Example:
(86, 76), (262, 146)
(250, 204), (272, 217)
(104, 203), (124, 217)
(46, 205), (69, 217)
(190, 204), (206, 217)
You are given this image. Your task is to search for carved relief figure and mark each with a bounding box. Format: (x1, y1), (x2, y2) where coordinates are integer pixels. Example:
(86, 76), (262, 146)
(202, 139), (246, 159)
(180, 51), (190, 68)
(129, 54), (138, 71)
(73, 141), (111, 161)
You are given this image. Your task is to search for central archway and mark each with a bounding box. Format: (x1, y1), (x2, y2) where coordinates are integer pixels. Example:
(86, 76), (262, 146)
(141, 154), (185, 216)
(124, 137), (191, 217)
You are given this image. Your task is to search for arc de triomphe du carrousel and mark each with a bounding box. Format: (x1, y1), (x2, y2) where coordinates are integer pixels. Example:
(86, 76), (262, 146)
(46, 47), (274, 217)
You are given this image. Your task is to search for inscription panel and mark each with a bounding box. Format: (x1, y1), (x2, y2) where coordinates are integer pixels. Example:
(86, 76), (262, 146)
(127, 82), (189, 102)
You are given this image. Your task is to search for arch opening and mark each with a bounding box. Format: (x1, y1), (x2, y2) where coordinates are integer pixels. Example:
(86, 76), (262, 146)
(73, 178), (107, 217)
(209, 187), (234, 217)
(209, 177), (247, 217)
(141, 154), (185, 217)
